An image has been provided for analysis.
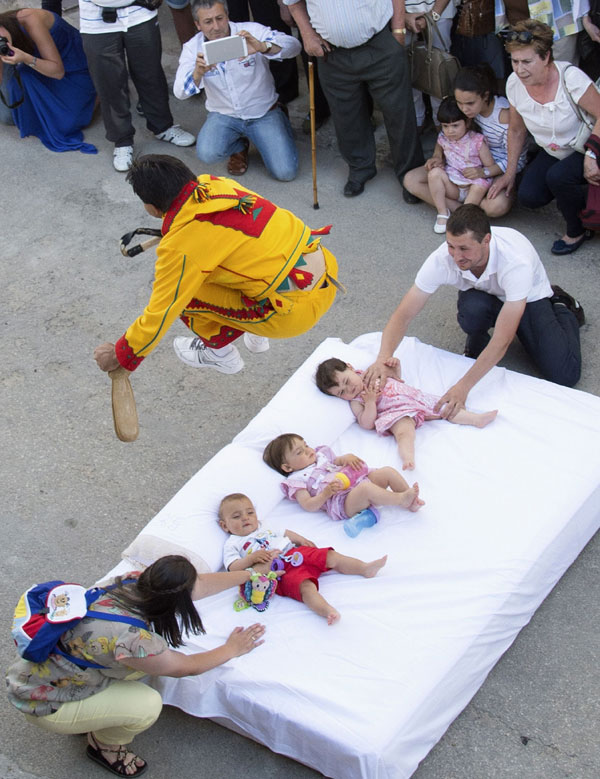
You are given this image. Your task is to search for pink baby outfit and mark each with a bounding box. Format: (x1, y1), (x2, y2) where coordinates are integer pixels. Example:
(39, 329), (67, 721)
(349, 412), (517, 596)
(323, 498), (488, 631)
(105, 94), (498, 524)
(355, 375), (440, 434)
(438, 130), (493, 189)
(281, 445), (371, 522)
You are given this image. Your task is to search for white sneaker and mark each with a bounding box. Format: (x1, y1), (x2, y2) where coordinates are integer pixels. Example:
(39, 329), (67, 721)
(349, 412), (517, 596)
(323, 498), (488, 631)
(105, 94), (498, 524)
(173, 337), (244, 374)
(113, 145), (133, 172)
(155, 125), (195, 147)
(243, 333), (270, 353)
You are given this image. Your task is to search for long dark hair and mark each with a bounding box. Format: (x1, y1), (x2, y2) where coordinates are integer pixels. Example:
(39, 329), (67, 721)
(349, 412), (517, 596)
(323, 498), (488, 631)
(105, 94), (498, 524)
(0, 12), (36, 56)
(109, 555), (205, 648)
(454, 64), (497, 105)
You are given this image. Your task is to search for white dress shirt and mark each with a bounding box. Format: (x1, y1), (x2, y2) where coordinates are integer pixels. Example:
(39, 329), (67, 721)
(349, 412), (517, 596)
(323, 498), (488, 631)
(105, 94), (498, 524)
(283, 0), (393, 48)
(173, 21), (301, 120)
(414, 227), (553, 303)
(78, 0), (156, 34)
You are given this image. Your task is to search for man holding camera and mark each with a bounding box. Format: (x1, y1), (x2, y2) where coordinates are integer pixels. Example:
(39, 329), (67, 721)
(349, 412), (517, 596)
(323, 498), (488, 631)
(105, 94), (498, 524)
(79, 0), (195, 171)
(173, 0), (301, 180)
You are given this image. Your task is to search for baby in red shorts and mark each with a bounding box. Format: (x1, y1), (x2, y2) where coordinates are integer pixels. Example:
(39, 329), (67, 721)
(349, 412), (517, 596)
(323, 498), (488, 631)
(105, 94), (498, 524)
(219, 493), (387, 625)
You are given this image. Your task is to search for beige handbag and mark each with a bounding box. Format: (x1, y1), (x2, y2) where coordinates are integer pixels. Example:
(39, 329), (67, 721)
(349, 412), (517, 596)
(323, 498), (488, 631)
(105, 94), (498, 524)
(407, 14), (460, 100)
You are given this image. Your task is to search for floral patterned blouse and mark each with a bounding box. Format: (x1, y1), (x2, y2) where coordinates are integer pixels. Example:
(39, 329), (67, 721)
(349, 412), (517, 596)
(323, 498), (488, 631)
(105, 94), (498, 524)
(6, 575), (168, 717)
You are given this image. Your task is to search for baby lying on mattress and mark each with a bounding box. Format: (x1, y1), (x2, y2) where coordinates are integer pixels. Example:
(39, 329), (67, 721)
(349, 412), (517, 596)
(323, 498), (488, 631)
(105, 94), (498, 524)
(263, 433), (424, 523)
(219, 493), (387, 625)
(316, 357), (497, 470)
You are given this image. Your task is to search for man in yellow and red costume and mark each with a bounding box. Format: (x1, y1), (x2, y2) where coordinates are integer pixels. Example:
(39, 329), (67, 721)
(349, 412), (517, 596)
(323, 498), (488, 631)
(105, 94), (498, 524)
(94, 154), (340, 375)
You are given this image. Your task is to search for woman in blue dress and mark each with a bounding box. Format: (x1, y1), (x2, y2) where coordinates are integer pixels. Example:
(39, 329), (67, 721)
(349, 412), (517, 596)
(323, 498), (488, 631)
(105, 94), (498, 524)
(0, 8), (96, 153)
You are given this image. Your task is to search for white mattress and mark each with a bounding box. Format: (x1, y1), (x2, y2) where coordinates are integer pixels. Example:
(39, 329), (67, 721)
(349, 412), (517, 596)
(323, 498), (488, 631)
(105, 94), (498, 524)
(108, 334), (600, 779)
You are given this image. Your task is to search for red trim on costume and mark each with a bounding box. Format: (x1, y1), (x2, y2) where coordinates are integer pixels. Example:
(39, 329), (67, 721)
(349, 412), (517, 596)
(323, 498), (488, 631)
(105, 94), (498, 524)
(310, 225), (332, 235)
(182, 296), (274, 322)
(194, 190), (277, 237)
(288, 267), (313, 289)
(115, 335), (145, 371)
(162, 181), (199, 235)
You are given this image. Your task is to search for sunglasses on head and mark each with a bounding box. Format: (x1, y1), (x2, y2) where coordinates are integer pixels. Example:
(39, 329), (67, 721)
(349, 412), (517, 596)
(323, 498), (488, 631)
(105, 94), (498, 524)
(500, 29), (541, 44)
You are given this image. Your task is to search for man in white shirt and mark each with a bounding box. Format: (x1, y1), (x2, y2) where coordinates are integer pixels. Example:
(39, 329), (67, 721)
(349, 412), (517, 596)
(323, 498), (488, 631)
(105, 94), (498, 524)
(284, 0), (423, 199)
(174, 0), (301, 180)
(365, 205), (583, 418)
(79, 0), (195, 172)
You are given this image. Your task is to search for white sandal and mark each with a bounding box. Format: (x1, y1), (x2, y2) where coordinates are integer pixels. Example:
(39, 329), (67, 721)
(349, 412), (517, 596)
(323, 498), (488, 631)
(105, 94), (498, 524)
(433, 211), (450, 234)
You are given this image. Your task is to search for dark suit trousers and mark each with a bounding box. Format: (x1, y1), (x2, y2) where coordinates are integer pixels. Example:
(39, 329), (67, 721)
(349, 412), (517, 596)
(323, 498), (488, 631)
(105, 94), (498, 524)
(317, 26), (423, 183)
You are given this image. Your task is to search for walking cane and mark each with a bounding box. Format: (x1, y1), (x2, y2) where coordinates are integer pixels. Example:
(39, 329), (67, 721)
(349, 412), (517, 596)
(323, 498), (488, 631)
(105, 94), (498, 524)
(308, 58), (319, 209)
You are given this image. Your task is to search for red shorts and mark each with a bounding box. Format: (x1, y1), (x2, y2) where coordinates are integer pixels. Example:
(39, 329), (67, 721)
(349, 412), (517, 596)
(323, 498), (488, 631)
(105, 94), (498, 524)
(276, 546), (332, 602)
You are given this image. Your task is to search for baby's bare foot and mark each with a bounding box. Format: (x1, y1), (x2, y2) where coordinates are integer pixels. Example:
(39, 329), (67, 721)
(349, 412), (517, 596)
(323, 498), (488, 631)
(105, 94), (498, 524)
(402, 459), (415, 470)
(475, 409), (498, 428)
(409, 494), (425, 512)
(397, 482), (419, 508)
(363, 554), (387, 578)
(327, 609), (341, 625)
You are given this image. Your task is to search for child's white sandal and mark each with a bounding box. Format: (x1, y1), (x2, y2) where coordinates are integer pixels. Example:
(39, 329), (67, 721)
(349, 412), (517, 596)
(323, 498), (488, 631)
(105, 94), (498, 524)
(433, 211), (450, 234)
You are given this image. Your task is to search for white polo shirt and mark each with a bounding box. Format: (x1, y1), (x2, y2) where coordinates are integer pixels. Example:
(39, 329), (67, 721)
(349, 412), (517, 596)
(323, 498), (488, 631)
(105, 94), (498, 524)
(414, 227), (553, 303)
(78, 0), (156, 34)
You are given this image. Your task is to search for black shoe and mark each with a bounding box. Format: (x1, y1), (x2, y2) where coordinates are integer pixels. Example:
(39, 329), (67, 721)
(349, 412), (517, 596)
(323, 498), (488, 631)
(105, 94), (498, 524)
(550, 284), (585, 326)
(343, 172), (376, 198)
(550, 231), (593, 255)
(302, 112), (328, 135)
(402, 186), (420, 204)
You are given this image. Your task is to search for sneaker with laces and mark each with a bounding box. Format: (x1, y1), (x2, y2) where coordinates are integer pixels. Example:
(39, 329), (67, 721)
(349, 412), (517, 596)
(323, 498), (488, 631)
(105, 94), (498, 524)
(550, 284), (585, 327)
(155, 125), (195, 147)
(243, 333), (270, 353)
(173, 337), (244, 373)
(113, 145), (133, 172)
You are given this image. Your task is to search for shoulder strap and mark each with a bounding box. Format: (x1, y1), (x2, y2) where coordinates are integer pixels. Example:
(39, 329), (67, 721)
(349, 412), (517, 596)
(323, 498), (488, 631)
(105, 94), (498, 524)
(561, 65), (594, 131)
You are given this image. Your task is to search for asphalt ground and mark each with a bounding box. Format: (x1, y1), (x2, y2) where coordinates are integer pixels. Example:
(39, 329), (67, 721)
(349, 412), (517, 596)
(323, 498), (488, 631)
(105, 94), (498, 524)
(1, 5), (598, 778)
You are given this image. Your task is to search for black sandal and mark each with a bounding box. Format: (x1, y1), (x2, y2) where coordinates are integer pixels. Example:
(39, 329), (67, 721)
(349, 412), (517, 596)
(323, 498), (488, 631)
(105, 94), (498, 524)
(86, 734), (148, 777)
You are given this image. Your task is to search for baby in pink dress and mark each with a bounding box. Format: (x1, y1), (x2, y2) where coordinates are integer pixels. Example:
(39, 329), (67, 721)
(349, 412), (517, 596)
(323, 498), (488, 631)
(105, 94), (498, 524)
(425, 96), (495, 233)
(316, 358), (497, 470)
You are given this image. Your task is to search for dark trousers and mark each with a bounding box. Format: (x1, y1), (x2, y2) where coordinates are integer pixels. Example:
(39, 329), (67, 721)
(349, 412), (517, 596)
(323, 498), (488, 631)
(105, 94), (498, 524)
(41, 0), (62, 15)
(457, 289), (581, 387)
(227, 0), (299, 103)
(317, 26), (423, 183)
(82, 18), (173, 146)
(518, 148), (588, 237)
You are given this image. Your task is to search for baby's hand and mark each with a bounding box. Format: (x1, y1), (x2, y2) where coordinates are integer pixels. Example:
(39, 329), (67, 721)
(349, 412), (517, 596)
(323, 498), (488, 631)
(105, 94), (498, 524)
(321, 481), (342, 498)
(462, 166), (482, 180)
(361, 386), (379, 404)
(250, 550), (272, 565)
(425, 157), (443, 171)
(342, 453), (366, 470)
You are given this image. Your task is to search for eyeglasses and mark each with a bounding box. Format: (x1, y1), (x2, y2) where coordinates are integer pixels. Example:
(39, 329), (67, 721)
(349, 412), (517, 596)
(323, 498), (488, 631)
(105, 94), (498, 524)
(500, 29), (542, 44)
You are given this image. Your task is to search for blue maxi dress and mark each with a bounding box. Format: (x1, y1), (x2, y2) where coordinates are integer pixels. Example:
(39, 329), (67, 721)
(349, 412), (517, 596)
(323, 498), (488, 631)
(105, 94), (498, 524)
(8, 13), (97, 153)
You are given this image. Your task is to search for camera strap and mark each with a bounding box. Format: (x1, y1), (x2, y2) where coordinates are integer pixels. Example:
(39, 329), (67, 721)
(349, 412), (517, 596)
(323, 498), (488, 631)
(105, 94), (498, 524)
(0, 68), (25, 110)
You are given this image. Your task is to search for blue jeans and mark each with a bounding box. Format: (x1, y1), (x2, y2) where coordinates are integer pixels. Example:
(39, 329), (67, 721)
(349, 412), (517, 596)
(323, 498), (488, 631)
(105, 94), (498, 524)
(457, 289), (581, 387)
(196, 108), (298, 181)
(517, 148), (587, 237)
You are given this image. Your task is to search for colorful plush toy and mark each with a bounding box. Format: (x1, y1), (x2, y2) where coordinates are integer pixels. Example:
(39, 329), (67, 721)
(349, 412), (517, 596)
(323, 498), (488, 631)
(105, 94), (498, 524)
(233, 570), (279, 612)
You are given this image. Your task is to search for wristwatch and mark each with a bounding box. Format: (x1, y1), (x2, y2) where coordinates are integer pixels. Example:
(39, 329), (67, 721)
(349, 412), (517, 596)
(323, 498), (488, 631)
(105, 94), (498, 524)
(263, 40), (273, 53)
(585, 149), (597, 160)
(483, 167), (491, 177)
(431, 10), (441, 22)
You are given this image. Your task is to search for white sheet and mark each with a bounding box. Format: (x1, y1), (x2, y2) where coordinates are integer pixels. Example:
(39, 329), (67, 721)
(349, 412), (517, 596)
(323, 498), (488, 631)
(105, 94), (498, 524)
(110, 335), (600, 779)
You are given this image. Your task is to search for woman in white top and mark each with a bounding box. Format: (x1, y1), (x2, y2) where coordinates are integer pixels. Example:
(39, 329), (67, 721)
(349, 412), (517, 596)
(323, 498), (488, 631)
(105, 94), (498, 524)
(488, 19), (600, 255)
(403, 64), (520, 218)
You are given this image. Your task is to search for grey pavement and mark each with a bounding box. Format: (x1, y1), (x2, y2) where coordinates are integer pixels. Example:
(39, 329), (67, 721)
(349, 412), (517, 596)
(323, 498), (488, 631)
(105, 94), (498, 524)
(1, 4), (598, 778)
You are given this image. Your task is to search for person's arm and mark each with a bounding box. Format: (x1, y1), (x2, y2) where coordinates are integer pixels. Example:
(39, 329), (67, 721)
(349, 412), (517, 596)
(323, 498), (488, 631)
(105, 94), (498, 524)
(577, 84), (600, 185)
(285, 529), (316, 547)
(434, 298), (526, 418)
(363, 285), (432, 387)
(173, 37), (209, 99)
(582, 13), (600, 43)
(350, 394), (377, 429)
(2, 10), (64, 79)
(390, 0), (406, 45)
(406, 0), (451, 34)
(295, 484), (341, 512)
(425, 142), (445, 171)
(238, 23), (301, 60)
(488, 106), (528, 199)
(227, 549), (275, 571)
(119, 623), (266, 678)
(285, 0), (331, 57)
(334, 453), (366, 469)
(461, 139), (497, 180)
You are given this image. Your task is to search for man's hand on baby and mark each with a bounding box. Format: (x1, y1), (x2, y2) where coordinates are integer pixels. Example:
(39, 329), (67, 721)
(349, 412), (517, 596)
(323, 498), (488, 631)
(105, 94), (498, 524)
(364, 359), (397, 390)
(434, 382), (468, 420)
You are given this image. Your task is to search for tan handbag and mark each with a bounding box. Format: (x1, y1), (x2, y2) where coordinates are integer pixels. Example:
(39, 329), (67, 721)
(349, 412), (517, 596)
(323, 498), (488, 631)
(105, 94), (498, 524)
(408, 14), (460, 100)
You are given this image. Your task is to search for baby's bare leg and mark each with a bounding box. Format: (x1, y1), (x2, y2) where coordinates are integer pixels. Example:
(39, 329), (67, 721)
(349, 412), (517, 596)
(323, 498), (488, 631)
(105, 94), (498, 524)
(299, 579), (340, 625)
(344, 479), (423, 515)
(389, 417), (417, 470)
(326, 550), (387, 578)
(449, 408), (498, 428)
